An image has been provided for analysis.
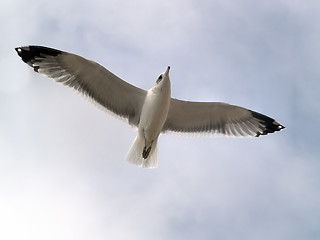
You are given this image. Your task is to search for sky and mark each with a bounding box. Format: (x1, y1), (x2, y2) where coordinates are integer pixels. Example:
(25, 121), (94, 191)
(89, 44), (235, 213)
(1, 0), (320, 239)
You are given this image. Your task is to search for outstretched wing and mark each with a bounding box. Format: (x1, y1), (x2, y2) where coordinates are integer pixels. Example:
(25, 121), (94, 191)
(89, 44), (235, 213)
(162, 98), (284, 137)
(15, 46), (147, 126)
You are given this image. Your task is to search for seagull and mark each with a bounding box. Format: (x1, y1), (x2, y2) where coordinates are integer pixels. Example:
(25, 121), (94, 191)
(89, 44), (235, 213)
(15, 46), (285, 168)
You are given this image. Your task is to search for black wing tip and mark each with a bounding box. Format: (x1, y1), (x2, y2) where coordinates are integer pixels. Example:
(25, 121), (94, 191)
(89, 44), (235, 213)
(255, 124), (285, 137)
(15, 46), (62, 68)
(250, 110), (285, 137)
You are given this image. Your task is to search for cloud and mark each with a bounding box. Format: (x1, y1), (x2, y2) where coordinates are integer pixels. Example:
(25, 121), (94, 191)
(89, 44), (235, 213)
(1, 0), (320, 239)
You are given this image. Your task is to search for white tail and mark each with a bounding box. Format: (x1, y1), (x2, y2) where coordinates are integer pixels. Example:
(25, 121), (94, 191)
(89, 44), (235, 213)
(126, 135), (158, 168)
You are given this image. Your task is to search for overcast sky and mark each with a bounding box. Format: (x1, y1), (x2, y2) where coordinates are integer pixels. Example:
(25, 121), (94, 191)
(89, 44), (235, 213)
(1, 0), (320, 239)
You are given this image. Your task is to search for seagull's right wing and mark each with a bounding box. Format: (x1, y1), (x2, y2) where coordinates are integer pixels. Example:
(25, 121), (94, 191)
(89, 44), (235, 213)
(162, 98), (284, 137)
(15, 46), (147, 126)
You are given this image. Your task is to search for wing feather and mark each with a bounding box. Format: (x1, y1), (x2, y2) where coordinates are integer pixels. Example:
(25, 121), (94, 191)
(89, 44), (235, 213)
(15, 46), (147, 126)
(162, 98), (284, 137)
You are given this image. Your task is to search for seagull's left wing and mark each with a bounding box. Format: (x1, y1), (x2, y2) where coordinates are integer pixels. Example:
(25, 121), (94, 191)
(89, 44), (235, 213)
(162, 98), (284, 137)
(15, 46), (147, 126)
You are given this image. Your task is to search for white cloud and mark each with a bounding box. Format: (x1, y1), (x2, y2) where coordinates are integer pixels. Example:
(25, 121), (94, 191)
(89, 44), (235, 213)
(1, 0), (320, 239)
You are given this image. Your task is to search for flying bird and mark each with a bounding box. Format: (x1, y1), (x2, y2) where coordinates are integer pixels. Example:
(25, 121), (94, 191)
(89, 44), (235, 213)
(15, 46), (285, 168)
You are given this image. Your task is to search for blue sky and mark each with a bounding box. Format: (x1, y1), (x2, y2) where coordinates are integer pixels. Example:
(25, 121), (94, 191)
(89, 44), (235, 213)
(1, 0), (320, 239)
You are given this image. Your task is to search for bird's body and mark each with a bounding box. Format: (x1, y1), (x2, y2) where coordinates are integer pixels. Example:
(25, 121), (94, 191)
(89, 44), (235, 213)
(139, 69), (171, 147)
(15, 46), (285, 168)
(127, 67), (171, 167)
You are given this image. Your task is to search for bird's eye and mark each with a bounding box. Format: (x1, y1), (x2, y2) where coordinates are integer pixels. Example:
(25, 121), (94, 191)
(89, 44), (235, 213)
(156, 75), (163, 83)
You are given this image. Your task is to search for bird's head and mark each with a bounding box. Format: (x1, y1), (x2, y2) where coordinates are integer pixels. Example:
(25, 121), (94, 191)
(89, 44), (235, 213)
(156, 66), (170, 84)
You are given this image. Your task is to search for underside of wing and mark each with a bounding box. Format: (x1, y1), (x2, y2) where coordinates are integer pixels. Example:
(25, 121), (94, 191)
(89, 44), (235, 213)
(162, 98), (285, 137)
(15, 46), (147, 126)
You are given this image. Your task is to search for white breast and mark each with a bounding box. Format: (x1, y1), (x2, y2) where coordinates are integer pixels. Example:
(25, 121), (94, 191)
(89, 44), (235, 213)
(139, 83), (171, 144)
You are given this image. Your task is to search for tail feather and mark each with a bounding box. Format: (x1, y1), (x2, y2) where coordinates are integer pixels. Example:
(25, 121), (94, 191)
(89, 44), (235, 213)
(126, 136), (158, 168)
